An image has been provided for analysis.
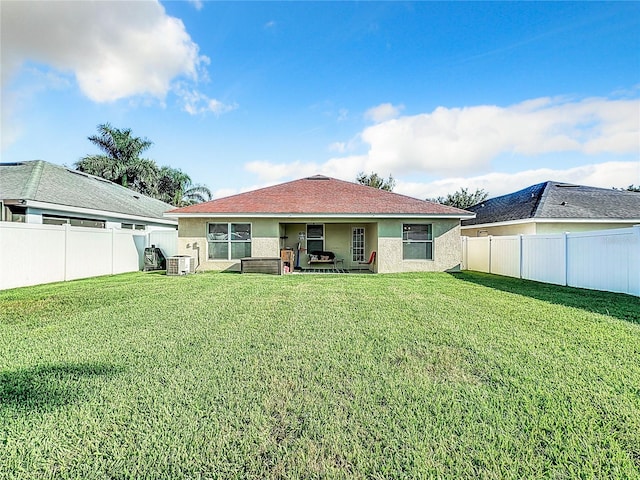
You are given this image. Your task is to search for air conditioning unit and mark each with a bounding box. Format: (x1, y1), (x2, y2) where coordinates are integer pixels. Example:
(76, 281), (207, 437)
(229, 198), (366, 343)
(166, 256), (195, 276)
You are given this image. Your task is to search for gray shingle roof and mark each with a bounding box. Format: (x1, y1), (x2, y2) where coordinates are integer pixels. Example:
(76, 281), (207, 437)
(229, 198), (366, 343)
(462, 181), (640, 226)
(0, 160), (174, 220)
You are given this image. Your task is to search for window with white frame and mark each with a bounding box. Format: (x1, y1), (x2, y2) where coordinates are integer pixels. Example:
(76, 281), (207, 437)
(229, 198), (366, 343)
(306, 224), (324, 253)
(402, 224), (433, 260)
(207, 223), (252, 260)
(121, 223), (146, 230)
(42, 215), (105, 229)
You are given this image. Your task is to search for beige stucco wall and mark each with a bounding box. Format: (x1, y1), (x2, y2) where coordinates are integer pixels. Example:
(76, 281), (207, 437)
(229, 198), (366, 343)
(461, 222), (537, 237)
(177, 217), (280, 272)
(535, 222), (636, 234)
(377, 218), (462, 273)
(177, 217), (462, 273)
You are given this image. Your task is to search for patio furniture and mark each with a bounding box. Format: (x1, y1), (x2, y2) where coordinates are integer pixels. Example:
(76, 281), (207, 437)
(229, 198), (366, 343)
(358, 251), (376, 266)
(308, 250), (344, 269)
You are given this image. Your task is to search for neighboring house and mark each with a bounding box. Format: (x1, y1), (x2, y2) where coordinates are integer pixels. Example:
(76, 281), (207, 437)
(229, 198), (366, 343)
(0, 160), (177, 231)
(165, 175), (474, 273)
(461, 181), (640, 237)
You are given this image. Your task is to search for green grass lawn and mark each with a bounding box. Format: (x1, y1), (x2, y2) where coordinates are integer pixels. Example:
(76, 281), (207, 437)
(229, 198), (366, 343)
(1, 271), (639, 479)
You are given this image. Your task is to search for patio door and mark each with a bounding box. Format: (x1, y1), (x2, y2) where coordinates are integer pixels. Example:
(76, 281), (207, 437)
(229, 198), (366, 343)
(351, 227), (365, 265)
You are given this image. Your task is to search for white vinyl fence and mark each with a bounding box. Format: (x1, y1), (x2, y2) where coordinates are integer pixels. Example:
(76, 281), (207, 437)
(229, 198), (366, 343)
(461, 226), (640, 297)
(0, 222), (178, 290)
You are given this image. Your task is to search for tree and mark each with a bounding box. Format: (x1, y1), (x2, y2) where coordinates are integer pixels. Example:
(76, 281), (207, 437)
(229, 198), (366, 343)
(615, 185), (640, 192)
(75, 123), (158, 196)
(429, 187), (489, 210)
(157, 166), (212, 207)
(76, 124), (212, 206)
(356, 172), (396, 191)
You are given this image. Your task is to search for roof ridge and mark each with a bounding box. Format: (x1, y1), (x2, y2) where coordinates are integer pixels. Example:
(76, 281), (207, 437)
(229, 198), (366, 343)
(531, 180), (553, 217)
(21, 160), (46, 199)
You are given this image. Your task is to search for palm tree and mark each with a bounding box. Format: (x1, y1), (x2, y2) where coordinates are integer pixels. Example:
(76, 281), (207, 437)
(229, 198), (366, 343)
(157, 166), (212, 207)
(76, 123), (158, 196)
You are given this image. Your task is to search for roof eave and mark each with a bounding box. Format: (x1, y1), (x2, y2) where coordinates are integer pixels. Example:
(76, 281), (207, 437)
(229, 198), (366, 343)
(165, 212), (476, 220)
(461, 217), (640, 229)
(20, 199), (178, 225)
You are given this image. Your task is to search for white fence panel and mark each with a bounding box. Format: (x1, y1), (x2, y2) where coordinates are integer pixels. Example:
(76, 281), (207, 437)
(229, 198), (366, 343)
(0, 223), (66, 289)
(65, 226), (113, 281)
(0, 222), (178, 290)
(466, 237), (490, 273)
(463, 226), (640, 296)
(490, 236), (521, 278)
(148, 230), (178, 258)
(114, 231), (146, 274)
(522, 234), (566, 286)
(567, 228), (640, 295)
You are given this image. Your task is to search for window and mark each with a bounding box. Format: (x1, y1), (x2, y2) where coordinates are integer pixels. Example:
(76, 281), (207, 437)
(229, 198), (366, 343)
(43, 215), (105, 228)
(306, 224), (324, 253)
(403, 224), (433, 260)
(122, 223), (147, 230)
(7, 206), (26, 223)
(207, 223), (251, 260)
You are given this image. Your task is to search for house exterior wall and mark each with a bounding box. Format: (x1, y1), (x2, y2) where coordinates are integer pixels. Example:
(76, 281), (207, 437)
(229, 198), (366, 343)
(11, 205), (177, 231)
(178, 217), (279, 272)
(462, 222), (537, 237)
(177, 217), (462, 273)
(462, 221), (637, 237)
(377, 219), (462, 273)
(535, 222), (635, 234)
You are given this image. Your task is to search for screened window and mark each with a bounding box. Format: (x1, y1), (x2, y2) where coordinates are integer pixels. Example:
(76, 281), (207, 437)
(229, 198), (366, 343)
(402, 224), (433, 260)
(306, 224), (324, 253)
(7, 206), (26, 223)
(43, 215), (105, 228)
(207, 223), (251, 260)
(122, 223), (146, 230)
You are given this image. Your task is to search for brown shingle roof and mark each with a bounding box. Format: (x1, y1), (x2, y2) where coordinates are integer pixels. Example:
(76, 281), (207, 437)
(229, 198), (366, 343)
(168, 175), (472, 217)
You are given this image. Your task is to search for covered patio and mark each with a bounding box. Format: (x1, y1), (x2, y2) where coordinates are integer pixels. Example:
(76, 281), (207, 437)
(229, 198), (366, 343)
(278, 221), (378, 273)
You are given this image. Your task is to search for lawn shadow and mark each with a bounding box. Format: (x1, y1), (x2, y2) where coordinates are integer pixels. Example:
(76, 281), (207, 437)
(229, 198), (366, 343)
(0, 362), (123, 411)
(450, 271), (640, 325)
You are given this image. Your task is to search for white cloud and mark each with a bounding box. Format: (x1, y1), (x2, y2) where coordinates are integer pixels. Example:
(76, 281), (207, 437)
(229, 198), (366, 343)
(188, 0), (204, 11)
(395, 161), (640, 200)
(359, 96), (639, 176)
(178, 88), (238, 116)
(364, 102), (404, 123)
(1, 0), (207, 102)
(328, 142), (347, 153)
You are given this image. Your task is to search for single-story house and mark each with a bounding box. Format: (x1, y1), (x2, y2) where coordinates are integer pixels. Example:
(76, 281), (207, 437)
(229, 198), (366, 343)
(461, 180), (640, 237)
(165, 175), (474, 273)
(0, 160), (177, 231)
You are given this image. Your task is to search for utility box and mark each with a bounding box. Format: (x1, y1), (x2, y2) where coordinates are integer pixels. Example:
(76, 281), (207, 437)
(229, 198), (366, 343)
(167, 256), (195, 276)
(143, 246), (166, 271)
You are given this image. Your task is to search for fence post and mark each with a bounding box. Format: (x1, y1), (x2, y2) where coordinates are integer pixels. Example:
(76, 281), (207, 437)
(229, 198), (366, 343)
(63, 223), (70, 281)
(488, 235), (492, 274)
(519, 234), (523, 279)
(564, 232), (569, 287)
(111, 227), (115, 275)
(633, 225), (640, 297)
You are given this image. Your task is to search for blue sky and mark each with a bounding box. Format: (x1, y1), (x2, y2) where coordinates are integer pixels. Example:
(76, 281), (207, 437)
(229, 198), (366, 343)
(2, 1), (639, 199)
